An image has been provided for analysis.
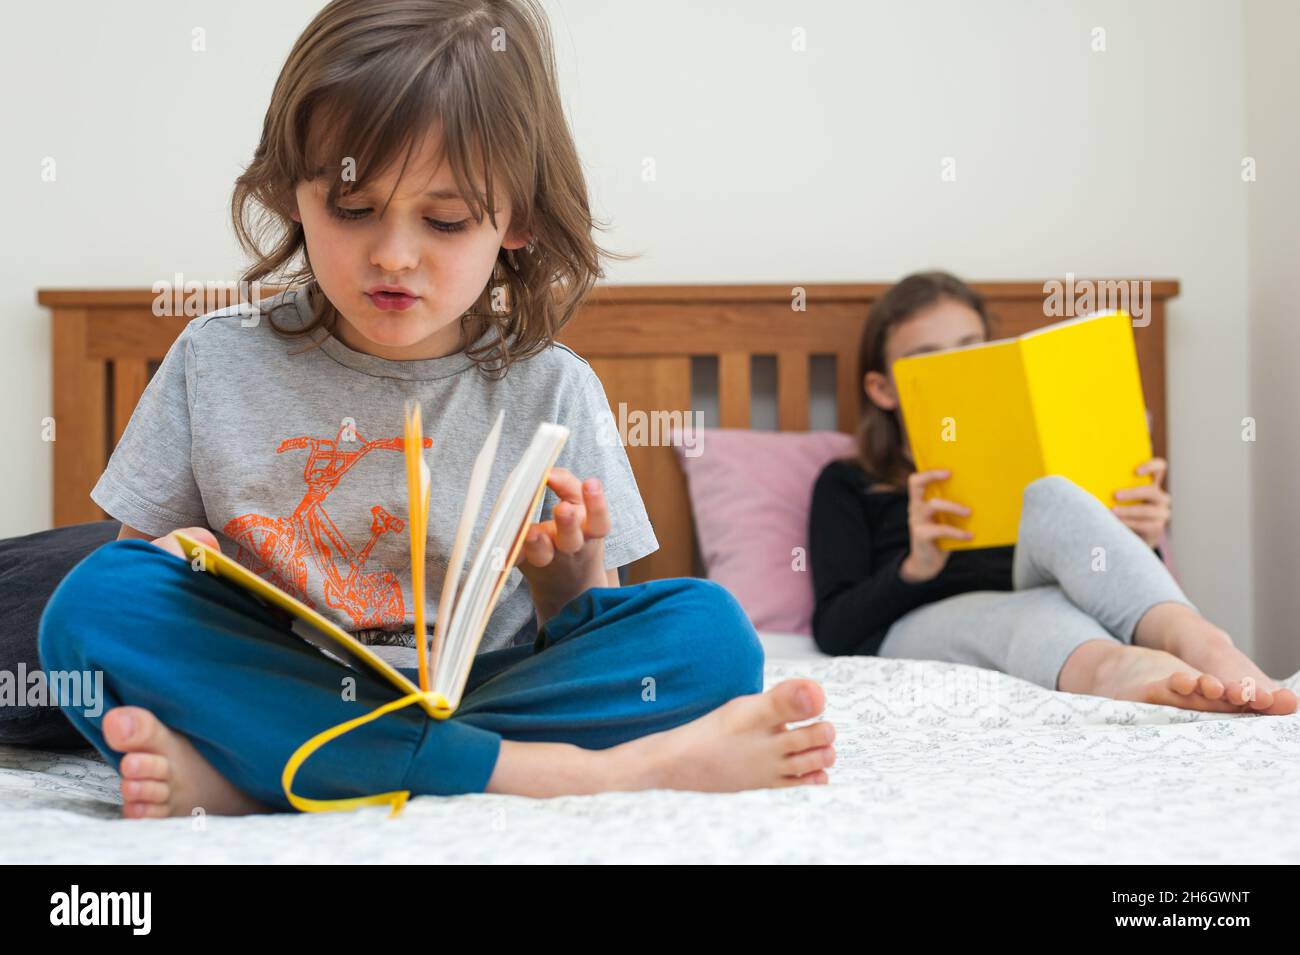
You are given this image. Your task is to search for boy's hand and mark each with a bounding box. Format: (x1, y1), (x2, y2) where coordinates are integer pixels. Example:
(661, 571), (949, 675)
(149, 526), (222, 560)
(1112, 457), (1170, 547)
(514, 469), (612, 625)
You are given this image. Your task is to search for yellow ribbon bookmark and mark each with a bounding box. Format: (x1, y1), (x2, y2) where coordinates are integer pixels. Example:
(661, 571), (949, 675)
(281, 689), (452, 818)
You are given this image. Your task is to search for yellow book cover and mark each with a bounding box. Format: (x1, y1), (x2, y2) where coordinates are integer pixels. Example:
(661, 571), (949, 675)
(172, 402), (568, 816)
(892, 310), (1152, 550)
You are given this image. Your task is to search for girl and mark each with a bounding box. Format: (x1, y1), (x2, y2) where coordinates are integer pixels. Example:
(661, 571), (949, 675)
(38, 0), (836, 819)
(810, 270), (1296, 715)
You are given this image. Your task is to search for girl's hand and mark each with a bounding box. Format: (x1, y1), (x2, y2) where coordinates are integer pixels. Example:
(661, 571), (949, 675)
(900, 469), (973, 583)
(514, 468), (611, 623)
(149, 526), (222, 560)
(1112, 457), (1170, 547)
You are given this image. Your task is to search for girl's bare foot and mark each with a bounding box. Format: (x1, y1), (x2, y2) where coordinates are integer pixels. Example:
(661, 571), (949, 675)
(607, 678), (836, 791)
(1060, 641), (1248, 713)
(1166, 631), (1296, 715)
(103, 706), (271, 819)
(1135, 603), (1297, 714)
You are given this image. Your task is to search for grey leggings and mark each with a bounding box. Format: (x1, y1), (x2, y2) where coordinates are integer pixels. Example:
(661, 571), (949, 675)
(877, 474), (1197, 690)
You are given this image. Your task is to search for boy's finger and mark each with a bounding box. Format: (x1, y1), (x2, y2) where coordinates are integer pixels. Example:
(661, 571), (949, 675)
(546, 467), (586, 508)
(519, 524), (556, 567)
(552, 501), (586, 553)
(581, 478), (612, 538)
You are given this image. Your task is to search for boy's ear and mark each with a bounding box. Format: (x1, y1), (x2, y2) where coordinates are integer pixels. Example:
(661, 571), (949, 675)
(502, 228), (533, 251)
(864, 370), (898, 411)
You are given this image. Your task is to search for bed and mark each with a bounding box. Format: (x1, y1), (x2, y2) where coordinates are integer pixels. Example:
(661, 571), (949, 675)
(18, 278), (1299, 864)
(5, 641), (1299, 863)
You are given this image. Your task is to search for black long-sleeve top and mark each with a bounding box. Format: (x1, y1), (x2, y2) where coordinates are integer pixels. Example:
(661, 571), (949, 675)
(808, 458), (1160, 656)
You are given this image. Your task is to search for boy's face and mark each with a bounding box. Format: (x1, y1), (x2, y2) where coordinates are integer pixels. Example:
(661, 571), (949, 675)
(290, 120), (530, 361)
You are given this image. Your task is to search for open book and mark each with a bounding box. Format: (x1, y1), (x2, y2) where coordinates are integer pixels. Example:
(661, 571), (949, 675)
(892, 310), (1152, 550)
(172, 401), (568, 815)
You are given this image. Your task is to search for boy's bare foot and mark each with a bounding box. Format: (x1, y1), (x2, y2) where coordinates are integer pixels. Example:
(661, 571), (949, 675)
(1060, 641), (1248, 713)
(103, 706), (270, 819)
(612, 678), (836, 791)
(1135, 603), (1297, 714)
(485, 679), (836, 798)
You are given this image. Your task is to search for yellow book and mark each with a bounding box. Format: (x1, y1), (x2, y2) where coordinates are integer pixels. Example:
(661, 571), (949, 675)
(892, 310), (1152, 550)
(172, 403), (568, 816)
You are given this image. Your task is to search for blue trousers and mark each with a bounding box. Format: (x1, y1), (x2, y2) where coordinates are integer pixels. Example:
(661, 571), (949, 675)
(37, 539), (764, 812)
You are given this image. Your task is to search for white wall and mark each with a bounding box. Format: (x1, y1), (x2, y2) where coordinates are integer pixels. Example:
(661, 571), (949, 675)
(1244, 0), (1300, 674)
(2, 0), (1283, 659)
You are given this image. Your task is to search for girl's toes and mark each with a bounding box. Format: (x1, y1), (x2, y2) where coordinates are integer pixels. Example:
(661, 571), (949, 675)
(1196, 674), (1225, 700)
(1245, 684), (1275, 711)
(1224, 681), (1250, 706)
(1264, 688), (1298, 716)
(1168, 671), (1199, 695)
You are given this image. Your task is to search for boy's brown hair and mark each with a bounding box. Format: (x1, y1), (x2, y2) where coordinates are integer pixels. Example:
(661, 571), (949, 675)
(231, 0), (627, 377)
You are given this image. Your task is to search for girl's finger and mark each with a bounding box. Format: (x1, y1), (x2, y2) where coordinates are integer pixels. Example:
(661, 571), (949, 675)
(1137, 457), (1168, 488)
(907, 469), (951, 501)
(921, 498), (971, 518)
(918, 523), (974, 541)
(1112, 504), (1166, 521)
(1114, 485), (1158, 502)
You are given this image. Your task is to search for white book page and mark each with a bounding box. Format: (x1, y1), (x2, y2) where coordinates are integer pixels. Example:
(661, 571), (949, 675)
(428, 410), (504, 689)
(435, 423), (569, 708)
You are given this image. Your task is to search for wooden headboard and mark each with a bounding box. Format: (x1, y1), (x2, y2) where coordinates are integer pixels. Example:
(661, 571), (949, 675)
(40, 280), (1178, 583)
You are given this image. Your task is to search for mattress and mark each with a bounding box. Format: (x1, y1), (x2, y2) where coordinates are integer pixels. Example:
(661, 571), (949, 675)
(3, 631), (1299, 864)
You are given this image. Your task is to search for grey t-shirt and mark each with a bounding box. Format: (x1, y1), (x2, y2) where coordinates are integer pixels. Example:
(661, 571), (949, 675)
(91, 287), (659, 666)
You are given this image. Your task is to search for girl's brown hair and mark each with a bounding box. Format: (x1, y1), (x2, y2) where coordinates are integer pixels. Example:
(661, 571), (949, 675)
(231, 0), (628, 377)
(851, 271), (996, 489)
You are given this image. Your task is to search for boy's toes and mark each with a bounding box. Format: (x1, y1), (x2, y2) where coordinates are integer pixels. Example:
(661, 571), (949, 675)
(120, 752), (170, 782)
(123, 801), (172, 820)
(121, 778), (169, 804)
(784, 744), (836, 777)
(103, 706), (168, 755)
(777, 768), (830, 787)
(764, 679), (826, 725)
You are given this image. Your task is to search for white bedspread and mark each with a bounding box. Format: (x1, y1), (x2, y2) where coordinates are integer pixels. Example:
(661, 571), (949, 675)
(4, 637), (1300, 864)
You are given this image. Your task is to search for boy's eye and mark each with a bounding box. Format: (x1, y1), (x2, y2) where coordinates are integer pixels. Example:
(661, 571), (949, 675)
(328, 205), (468, 234)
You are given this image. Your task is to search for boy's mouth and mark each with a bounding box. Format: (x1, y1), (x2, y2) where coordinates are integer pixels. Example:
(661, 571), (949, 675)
(367, 290), (419, 311)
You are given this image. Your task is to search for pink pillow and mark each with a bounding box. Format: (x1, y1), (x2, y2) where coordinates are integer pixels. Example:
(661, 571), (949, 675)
(672, 428), (857, 635)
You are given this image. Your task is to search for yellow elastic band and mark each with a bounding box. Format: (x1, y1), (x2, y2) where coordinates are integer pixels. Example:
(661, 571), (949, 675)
(281, 690), (448, 818)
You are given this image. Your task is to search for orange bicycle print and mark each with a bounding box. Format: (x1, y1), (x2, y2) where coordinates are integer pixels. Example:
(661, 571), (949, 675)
(223, 420), (432, 631)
